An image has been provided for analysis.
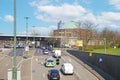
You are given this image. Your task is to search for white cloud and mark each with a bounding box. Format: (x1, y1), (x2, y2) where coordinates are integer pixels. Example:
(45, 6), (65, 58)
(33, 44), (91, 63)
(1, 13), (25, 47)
(39, 4), (86, 16)
(29, 0), (60, 6)
(28, 25), (57, 36)
(30, 1), (120, 30)
(29, 0), (48, 6)
(109, 0), (120, 10)
(32, 3), (87, 22)
(101, 12), (120, 21)
(97, 12), (120, 29)
(4, 15), (14, 22)
(83, 13), (97, 23)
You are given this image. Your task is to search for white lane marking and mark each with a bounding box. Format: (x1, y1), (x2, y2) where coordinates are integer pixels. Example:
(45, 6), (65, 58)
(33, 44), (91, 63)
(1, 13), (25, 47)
(0, 54), (7, 61)
(43, 73), (45, 78)
(69, 58), (72, 62)
(31, 56), (33, 80)
(36, 58), (38, 62)
(17, 58), (24, 68)
(41, 62), (44, 65)
(59, 71), (62, 79)
(75, 72), (82, 80)
(61, 56), (66, 62)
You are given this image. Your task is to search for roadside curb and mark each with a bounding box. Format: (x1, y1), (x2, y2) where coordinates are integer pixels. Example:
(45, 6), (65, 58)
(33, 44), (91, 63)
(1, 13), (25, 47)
(63, 49), (105, 80)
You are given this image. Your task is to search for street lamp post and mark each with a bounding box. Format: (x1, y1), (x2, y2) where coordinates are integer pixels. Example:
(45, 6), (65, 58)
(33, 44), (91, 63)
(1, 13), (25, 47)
(59, 30), (64, 48)
(24, 17), (29, 46)
(13, 0), (17, 80)
(53, 38), (57, 48)
(104, 38), (106, 54)
(32, 26), (35, 49)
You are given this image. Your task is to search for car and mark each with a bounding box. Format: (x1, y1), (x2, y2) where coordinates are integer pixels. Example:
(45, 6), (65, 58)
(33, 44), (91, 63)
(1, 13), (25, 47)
(43, 49), (49, 55)
(4, 44), (13, 48)
(51, 49), (55, 53)
(45, 57), (55, 67)
(53, 50), (61, 58)
(61, 63), (74, 75)
(41, 46), (46, 50)
(48, 69), (60, 80)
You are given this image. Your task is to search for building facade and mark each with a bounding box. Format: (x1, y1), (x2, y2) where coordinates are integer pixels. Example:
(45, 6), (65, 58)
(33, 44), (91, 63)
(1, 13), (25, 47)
(53, 28), (92, 47)
(54, 21), (104, 47)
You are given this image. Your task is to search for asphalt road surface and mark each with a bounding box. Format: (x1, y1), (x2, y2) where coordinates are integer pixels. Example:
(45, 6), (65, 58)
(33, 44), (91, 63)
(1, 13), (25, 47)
(8, 48), (24, 56)
(0, 49), (23, 80)
(32, 48), (104, 80)
(0, 48), (105, 80)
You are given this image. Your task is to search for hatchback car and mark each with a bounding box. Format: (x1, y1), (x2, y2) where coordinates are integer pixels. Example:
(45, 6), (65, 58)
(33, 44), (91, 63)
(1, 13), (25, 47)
(45, 57), (55, 67)
(48, 69), (60, 80)
(43, 49), (49, 55)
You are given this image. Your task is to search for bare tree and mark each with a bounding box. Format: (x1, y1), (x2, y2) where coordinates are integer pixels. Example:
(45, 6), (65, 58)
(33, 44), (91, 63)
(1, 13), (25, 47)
(31, 26), (41, 36)
(80, 20), (98, 49)
(49, 27), (55, 36)
(100, 27), (120, 48)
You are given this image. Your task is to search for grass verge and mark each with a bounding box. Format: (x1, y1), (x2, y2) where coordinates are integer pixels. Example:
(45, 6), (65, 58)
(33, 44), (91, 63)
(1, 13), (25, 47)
(86, 48), (120, 56)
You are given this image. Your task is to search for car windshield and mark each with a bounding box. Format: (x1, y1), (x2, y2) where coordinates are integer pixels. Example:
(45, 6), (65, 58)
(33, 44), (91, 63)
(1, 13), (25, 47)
(44, 50), (48, 51)
(51, 73), (58, 77)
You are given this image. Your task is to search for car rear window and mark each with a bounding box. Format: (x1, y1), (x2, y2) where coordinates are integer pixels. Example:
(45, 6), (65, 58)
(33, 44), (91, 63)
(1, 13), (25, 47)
(52, 73), (58, 77)
(48, 60), (53, 62)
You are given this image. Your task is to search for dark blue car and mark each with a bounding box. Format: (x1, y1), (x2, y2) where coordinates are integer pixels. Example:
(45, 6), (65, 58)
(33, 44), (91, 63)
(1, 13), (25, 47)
(48, 69), (60, 80)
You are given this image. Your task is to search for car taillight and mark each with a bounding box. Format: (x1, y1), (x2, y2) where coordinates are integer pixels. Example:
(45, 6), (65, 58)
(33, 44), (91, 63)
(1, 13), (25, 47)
(50, 74), (53, 77)
(63, 69), (65, 72)
(58, 73), (60, 77)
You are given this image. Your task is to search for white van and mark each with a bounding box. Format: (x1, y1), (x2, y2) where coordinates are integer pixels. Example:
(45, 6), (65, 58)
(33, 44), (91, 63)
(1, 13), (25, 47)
(61, 63), (74, 75)
(54, 50), (61, 58)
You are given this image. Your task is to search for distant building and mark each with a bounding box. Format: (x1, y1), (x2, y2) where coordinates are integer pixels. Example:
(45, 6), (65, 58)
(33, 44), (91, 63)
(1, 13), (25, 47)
(54, 21), (92, 47)
(54, 21), (104, 47)
(53, 28), (91, 38)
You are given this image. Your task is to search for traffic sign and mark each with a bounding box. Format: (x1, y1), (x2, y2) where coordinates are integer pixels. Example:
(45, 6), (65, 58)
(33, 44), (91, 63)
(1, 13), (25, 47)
(89, 52), (93, 57)
(76, 40), (83, 47)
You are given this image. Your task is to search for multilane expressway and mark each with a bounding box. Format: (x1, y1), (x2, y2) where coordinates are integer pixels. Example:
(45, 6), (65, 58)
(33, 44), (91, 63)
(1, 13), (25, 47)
(0, 48), (105, 80)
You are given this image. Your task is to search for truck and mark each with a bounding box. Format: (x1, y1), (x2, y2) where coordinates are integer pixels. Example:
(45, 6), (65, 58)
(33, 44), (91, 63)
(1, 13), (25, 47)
(54, 50), (61, 58)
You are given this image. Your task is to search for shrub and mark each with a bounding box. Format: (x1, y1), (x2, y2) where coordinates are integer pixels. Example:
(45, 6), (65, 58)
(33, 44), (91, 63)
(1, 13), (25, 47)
(116, 43), (120, 48)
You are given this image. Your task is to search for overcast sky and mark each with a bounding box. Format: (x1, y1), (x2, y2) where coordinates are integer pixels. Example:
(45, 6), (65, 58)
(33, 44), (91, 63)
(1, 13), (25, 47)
(0, 0), (120, 35)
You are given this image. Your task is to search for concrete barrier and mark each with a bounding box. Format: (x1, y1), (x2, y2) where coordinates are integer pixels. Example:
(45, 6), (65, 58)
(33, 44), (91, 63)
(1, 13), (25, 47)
(67, 50), (120, 80)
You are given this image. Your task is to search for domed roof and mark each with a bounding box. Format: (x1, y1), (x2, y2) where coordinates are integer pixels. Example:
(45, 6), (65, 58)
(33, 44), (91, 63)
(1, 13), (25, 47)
(61, 21), (80, 29)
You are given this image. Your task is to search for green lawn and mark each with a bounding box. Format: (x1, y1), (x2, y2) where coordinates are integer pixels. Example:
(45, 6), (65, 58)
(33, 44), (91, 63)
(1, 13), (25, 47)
(86, 48), (120, 56)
